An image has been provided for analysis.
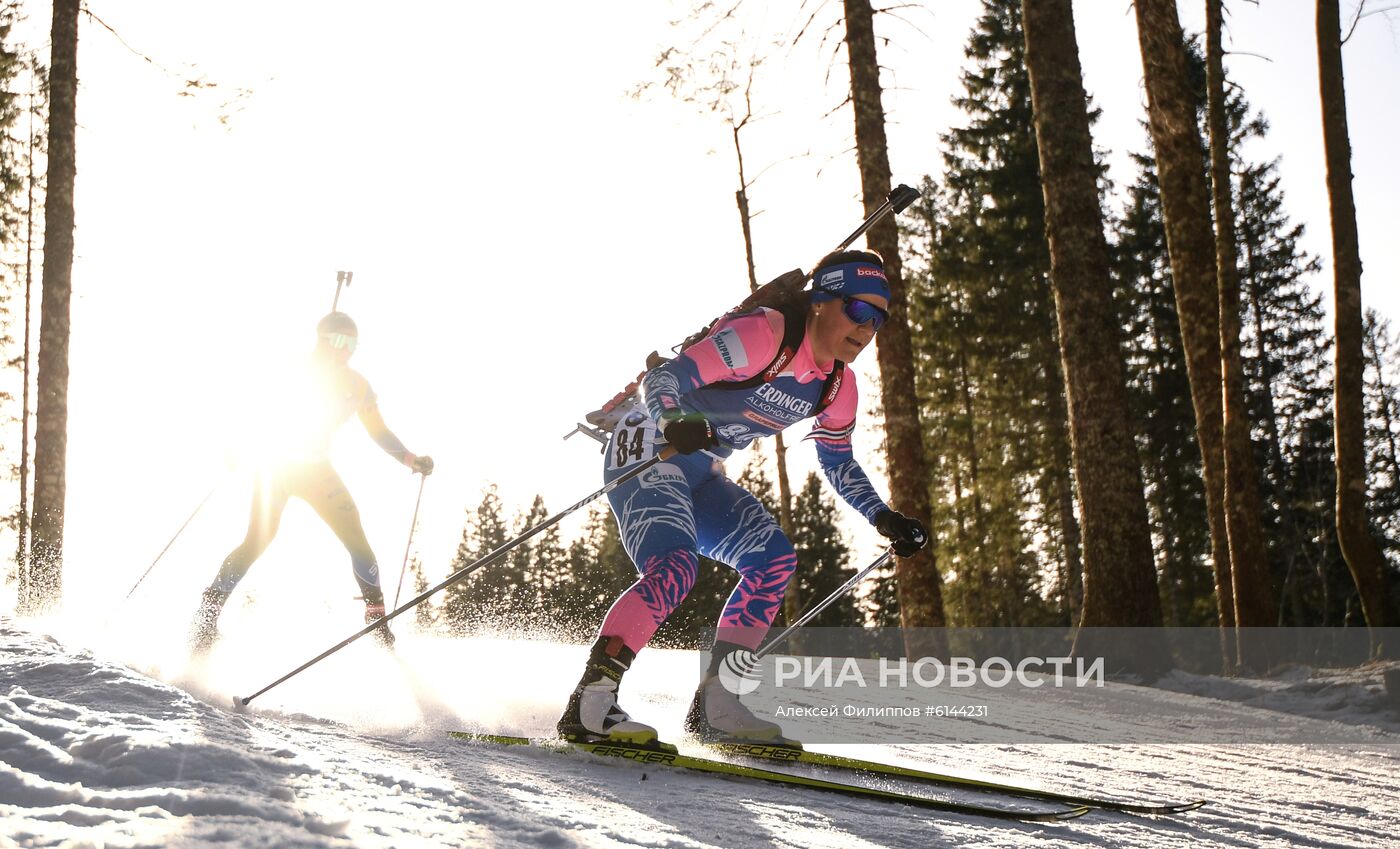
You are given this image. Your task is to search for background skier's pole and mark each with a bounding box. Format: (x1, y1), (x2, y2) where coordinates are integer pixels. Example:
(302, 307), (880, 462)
(236, 450), (674, 707)
(391, 474), (428, 610)
(122, 479), (225, 601)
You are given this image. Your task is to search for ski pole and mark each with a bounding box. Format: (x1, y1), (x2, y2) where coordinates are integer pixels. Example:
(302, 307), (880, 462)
(752, 546), (894, 662)
(123, 479), (225, 601)
(236, 450), (675, 707)
(391, 474), (429, 610)
(828, 184), (921, 258)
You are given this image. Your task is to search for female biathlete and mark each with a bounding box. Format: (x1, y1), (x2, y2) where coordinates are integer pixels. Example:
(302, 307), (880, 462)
(188, 312), (433, 654)
(558, 250), (929, 745)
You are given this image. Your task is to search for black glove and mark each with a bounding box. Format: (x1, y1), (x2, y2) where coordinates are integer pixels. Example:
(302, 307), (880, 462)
(409, 454), (435, 476)
(661, 412), (718, 455)
(874, 509), (929, 557)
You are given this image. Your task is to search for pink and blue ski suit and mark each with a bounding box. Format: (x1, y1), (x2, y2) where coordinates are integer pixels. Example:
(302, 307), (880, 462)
(600, 305), (891, 652)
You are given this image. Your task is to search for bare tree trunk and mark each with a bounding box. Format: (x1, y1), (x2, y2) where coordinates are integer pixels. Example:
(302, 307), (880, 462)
(841, 0), (948, 655)
(27, 0), (80, 613)
(1134, 0), (1236, 645)
(732, 141), (802, 639)
(17, 62), (39, 609)
(1020, 0), (1164, 641)
(957, 340), (983, 540)
(1206, 0), (1276, 667)
(1040, 336), (1084, 624)
(1317, 0), (1398, 637)
(956, 335), (986, 622)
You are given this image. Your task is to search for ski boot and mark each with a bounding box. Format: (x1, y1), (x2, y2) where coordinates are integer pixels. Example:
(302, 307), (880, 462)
(557, 636), (658, 746)
(684, 642), (786, 743)
(364, 599), (396, 650)
(188, 587), (229, 656)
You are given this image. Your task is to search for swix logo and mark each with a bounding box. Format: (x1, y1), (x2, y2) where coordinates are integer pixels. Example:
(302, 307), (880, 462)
(856, 266), (887, 280)
(823, 371), (843, 405)
(754, 383), (814, 416)
(762, 348), (795, 381)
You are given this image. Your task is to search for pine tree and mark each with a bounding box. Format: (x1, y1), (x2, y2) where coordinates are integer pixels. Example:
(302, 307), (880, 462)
(409, 557), (436, 633)
(1113, 46), (1353, 629)
(787, 472), (858, 631)
(533, 503), (568, 613)
(1112, 154), (1215, 626)
(905, 0), (1077, 628)
(1363, 311), (1400, 571)
(0, 2), (42, 594)
(441, 485), (513, 634)
(506, 495), (549, 620)
(1235, 143), (1336, 627)
(862, 561), (903, 629)
(550, 504), (638, 643)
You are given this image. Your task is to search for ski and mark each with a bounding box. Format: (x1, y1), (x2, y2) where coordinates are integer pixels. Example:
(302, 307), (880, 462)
(448, 732), (1088, 823)
(705, 741), (1207, 815)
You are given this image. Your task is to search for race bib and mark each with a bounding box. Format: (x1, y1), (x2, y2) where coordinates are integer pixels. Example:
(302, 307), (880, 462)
(607, 408), (658, 471)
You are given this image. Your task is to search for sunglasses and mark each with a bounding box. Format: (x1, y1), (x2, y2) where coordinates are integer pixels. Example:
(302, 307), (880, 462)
(838, 296), (888, 331)
(324, 333), (358, 352)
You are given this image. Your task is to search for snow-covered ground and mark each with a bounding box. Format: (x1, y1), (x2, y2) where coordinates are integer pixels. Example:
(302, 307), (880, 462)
(3, 617), (1399, 849)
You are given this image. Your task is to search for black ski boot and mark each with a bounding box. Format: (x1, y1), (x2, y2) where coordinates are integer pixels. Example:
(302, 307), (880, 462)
(557, 636), (658, 745)
(188, 588), (229, 656)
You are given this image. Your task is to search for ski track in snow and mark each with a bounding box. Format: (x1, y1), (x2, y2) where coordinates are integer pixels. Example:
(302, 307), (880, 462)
(3, 618), (1399, 849)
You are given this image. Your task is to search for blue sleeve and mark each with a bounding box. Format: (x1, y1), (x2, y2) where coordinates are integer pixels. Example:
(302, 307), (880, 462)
(641, 354), (704, 422)
(359, 401), (411, 462)
(813, 429), (890, 524)
(369, 423), (410, 461)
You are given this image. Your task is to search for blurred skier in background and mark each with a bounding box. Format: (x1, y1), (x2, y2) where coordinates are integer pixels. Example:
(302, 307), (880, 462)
(187, 312), (433, 654)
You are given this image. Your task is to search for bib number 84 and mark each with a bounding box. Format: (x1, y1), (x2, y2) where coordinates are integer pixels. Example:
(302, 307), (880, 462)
(612, 426), (649, 469)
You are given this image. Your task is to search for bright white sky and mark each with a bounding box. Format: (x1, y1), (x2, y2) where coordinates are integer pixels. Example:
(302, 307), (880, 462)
(3, 1), (1397, 629)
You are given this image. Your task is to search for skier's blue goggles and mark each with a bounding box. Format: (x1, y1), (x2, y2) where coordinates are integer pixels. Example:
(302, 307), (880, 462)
(839, 296), (889, 331)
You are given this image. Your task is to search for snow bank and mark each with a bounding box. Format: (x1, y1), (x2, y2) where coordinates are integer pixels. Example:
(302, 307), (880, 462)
(4, 618), (1399, 848)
